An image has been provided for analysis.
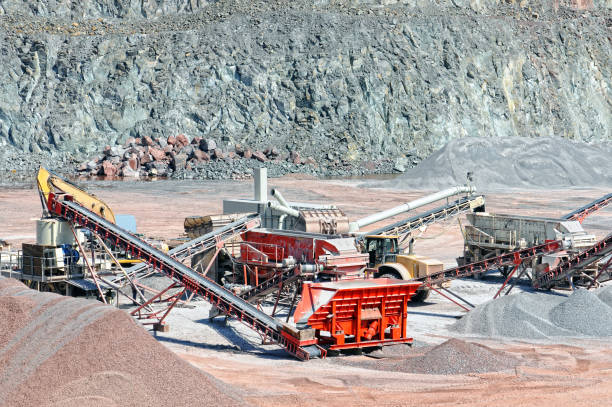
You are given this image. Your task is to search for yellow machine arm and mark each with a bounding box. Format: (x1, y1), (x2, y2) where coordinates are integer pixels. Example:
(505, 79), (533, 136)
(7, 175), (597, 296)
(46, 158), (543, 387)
(37, 167), (116, 223)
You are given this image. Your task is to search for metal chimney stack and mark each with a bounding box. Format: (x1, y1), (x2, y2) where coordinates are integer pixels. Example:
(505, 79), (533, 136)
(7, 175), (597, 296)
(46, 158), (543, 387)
(254, 167), (267, 202)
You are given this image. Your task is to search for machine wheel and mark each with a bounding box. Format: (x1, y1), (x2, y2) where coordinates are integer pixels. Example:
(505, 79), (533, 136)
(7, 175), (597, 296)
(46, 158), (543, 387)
(378, 272), (430, 302)
(411, 287), (431, 303)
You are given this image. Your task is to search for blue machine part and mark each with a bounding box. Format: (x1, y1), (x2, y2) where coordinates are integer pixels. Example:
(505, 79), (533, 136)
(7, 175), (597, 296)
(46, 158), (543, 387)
(60, 244), (79, 264)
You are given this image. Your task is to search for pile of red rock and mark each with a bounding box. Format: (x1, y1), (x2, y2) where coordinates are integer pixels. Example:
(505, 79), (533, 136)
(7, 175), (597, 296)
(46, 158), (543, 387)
(77, 134), (316, 177)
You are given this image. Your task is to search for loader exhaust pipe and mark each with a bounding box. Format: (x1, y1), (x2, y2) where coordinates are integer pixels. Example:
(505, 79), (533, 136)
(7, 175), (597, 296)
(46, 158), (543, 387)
(348, 185), (476, 233)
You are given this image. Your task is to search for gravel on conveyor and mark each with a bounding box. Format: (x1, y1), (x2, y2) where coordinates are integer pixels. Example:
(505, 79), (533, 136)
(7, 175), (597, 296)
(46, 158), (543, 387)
(0, 277), (246, 407)
(451, 287), (612, 340)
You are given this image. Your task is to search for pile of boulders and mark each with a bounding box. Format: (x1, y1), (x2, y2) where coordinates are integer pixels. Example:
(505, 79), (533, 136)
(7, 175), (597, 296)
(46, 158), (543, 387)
(76, 134), (317, 178)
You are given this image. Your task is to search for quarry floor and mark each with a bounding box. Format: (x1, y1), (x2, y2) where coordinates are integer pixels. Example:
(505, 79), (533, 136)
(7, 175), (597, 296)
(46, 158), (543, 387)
(1, 176), (612, 406)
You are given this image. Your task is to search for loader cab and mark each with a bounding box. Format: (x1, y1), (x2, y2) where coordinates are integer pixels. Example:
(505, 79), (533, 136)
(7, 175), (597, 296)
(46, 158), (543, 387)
(365, 235), (399, 268)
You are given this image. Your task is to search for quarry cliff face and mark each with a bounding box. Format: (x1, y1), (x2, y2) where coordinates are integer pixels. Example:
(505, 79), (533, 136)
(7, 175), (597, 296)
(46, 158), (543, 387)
(0, 0), (610, 174)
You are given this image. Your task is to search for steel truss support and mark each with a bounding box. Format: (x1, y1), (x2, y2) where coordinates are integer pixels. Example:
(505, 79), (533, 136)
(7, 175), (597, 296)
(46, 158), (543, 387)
(425, 283), (471, 312)
(131, 281), (186, 326)
(493, 262), (521, 299)
(587, 256), (612, 290)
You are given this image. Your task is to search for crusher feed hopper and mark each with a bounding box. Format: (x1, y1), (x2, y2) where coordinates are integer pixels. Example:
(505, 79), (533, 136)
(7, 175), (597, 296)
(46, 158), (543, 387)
(293, 278), (422, 350)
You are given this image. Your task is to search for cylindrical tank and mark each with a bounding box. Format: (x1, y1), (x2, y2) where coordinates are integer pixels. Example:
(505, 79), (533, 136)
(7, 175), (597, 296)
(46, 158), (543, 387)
(36, 219), (59, 246)
(36, 219), (84, 246)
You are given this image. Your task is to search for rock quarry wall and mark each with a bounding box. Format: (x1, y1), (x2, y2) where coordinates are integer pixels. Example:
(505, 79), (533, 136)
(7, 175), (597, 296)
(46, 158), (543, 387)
(0, 0), (610, 176)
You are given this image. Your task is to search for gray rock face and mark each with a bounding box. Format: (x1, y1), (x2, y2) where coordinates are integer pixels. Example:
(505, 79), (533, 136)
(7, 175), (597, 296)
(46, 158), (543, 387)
(0, 0), (215, 19)
(0, 0), (610, 177)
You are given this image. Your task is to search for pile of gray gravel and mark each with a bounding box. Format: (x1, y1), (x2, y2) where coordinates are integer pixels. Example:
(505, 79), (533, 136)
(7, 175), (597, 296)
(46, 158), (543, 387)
(397, 338), (519, 375)
(336, 338), (519, 375)
(389, 137), (612, 191)
(451, 287), (612, 340)
(597, 285), (612, 308)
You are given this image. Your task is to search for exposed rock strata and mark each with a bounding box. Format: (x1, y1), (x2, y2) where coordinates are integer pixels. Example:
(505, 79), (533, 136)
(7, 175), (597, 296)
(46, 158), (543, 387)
(0, 0), (610, 179)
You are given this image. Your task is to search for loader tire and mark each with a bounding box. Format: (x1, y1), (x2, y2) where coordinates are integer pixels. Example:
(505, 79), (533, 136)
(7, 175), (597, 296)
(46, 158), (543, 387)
(379, 272), (430, 302)
(411, 288), (431, 303)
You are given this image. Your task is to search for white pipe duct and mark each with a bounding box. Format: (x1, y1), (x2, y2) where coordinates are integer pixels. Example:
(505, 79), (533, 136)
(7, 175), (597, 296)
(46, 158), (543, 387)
(348, 185), (475, 233)
(268, 201), (300, 218)
(271, 189), (291, 208)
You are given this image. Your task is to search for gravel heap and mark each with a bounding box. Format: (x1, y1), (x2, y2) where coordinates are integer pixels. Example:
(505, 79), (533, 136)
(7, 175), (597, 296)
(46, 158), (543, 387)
(596, 285), (612, 308)
(393, 339), (519, 375)
(451, 288), (612, 340)
(389, 136), (612, 191)
(337, 339), (519, 375)
(0, 277), (245, 407)
(550, 288), (612, 337)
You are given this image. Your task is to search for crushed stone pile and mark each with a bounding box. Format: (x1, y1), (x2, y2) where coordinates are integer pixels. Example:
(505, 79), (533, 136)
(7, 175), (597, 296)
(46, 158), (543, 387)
(389, 137), (612, 190)
(451, 288), (612, 340)
(549, 289), (612, 336)
(597, 285), (612, 308)
(337, 339), (519, 375)
(385, 339), (519, 375)
(0, 277), (245, 407)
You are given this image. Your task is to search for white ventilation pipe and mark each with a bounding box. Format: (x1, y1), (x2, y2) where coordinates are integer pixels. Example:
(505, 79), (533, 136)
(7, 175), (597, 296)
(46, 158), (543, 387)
(268, 201), (300, 218)
(271, 188), (291, 208)
(348, 185), (475, 233)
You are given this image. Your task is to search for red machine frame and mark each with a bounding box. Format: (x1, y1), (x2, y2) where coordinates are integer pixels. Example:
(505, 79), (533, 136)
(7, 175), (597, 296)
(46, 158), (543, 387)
(294, 279), (422, 350)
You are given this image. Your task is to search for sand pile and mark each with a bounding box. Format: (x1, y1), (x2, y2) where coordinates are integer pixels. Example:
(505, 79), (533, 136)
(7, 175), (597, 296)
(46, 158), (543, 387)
(451, 288), (612, 340)
(0, 277), (245, 407)
(389, 136), (612, 190)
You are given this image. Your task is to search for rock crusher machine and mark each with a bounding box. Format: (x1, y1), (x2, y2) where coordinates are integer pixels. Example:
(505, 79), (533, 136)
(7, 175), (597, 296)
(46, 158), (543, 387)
(228, 228), (423, 350)
(44, 192), (425, 358)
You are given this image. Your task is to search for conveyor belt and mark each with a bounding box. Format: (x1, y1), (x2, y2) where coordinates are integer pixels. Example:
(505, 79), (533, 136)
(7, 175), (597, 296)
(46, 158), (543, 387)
(46, 193), (310, 360)
(533, 233), (612, 289)
(361, 195), (485, 243)
(114, 214), (260, 284)
(562, 193), (612, 223)
(240, 267), (301, 302)
(419, 240), (562, 285)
